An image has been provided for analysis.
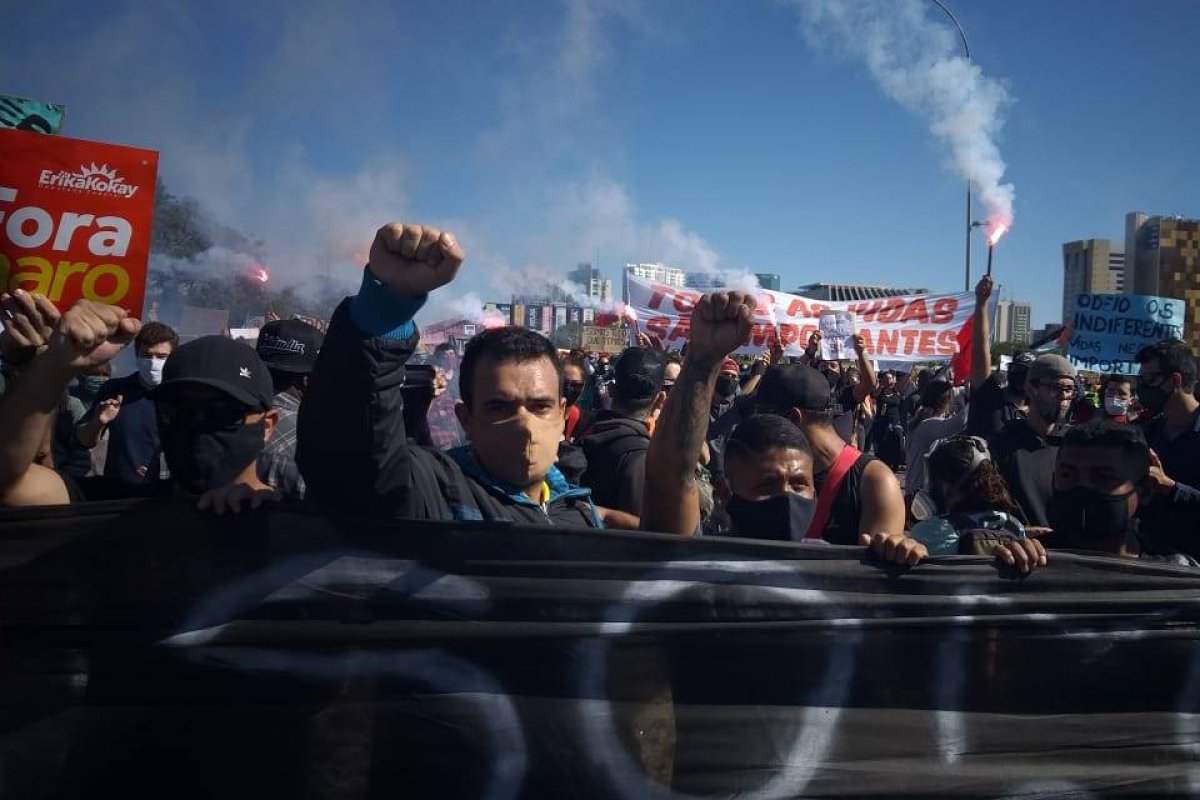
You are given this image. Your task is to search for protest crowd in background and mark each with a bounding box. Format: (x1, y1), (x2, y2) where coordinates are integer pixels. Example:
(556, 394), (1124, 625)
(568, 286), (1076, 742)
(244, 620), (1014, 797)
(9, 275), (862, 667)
(5, 219), (1200, 576)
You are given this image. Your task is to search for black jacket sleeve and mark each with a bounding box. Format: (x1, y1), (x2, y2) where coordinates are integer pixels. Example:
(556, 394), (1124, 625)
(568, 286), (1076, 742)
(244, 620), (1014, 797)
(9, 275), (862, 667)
(297, 298), (422, 515)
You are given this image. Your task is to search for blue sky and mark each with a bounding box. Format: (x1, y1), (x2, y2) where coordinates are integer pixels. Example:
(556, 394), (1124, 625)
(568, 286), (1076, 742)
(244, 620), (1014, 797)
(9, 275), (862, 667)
(6, 0), (1198, 326)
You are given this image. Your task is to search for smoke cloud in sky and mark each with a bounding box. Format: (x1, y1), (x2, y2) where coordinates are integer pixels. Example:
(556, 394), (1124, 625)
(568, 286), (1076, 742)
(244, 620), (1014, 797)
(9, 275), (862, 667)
(791, 0), (1016, 234)
(7, 0), (1020, 324)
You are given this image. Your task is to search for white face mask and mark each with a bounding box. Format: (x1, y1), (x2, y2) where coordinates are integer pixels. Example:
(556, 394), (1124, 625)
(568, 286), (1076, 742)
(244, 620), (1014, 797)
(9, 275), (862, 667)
(1104, 395), (1130, 416)
(137, 356), (166, 387)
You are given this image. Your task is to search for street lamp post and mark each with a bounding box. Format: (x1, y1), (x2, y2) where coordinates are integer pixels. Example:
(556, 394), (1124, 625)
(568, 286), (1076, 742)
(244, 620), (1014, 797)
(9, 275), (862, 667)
(928, 0), (973, 291)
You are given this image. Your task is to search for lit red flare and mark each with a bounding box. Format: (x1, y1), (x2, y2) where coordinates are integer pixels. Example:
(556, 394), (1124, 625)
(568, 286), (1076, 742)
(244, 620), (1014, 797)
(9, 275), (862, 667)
(254, 268), (270, 284)
(987, 223), (1009, 248)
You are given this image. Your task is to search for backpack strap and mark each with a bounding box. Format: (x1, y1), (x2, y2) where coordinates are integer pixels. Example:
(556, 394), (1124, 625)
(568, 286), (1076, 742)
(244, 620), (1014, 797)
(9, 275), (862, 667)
(807, 446), (862, 539)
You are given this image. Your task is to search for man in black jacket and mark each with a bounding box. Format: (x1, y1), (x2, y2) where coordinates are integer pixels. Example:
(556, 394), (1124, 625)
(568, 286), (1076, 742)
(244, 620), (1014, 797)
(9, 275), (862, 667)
(296, 222), (606, 528)
(579, 347), (666, 517)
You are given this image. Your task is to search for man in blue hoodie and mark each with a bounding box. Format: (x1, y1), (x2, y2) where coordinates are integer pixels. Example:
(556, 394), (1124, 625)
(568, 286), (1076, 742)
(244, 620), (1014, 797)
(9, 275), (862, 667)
(297, 222), (613, 528)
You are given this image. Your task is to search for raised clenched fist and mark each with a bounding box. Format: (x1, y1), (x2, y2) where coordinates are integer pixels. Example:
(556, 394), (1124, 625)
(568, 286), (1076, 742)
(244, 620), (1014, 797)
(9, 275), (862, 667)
(687, 292), (755, 367)
(369, 222), (466, 297)
(975, 275), (994, 304)
(46, 300), (141, 372)
(1, 290), (61, 365)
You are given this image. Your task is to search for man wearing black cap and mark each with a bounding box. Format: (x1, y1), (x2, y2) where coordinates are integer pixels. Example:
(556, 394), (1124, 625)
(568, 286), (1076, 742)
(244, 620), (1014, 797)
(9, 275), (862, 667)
(754, 363), (906, 543)
(966, 276), (1032, 440)
(0, 297), (279, 507)
(988, 353), (1077, 526)
(579, 347), (666, 516)
(255, 319), (324, 499)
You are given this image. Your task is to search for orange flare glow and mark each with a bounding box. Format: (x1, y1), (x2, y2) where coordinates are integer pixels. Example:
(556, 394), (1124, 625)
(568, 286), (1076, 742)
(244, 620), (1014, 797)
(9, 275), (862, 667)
(987, 223), (1009, 247)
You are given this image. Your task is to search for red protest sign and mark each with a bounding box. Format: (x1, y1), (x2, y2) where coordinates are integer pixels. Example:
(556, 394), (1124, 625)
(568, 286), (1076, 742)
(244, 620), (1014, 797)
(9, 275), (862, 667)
(0, 128), (158, 316)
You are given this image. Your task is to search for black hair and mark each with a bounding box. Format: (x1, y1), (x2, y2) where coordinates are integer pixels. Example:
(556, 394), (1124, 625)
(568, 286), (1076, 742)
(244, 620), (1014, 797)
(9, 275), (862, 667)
(920, 379), (953, 410)
(135, 321), (179, 353)
(611, 393), (656, 420)
(1102, 374), (1134, 392)
(1136, 339), (1197, 392)
(726, 414), (813, 467)
(927, 437), (1021, 516)
(459, 327), (562, 409)
(1061, 418), (1151, 482)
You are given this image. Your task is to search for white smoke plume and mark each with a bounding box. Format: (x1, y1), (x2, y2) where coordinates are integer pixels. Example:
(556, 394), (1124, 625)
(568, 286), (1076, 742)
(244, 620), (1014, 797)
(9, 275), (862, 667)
(791, 0), (1016, 231)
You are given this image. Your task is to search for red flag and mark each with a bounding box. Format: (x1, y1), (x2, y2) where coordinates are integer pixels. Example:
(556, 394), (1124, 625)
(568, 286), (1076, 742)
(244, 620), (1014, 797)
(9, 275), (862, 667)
(950, 316), (973, 386)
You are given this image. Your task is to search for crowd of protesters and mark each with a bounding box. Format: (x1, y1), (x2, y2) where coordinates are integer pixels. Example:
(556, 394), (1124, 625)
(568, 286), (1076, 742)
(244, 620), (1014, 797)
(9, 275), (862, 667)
(3, 220), (1200, 574)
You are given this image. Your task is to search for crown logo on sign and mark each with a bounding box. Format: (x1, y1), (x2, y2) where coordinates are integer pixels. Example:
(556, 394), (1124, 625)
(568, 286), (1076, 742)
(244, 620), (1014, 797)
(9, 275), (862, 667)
(79, 163), (120, 181)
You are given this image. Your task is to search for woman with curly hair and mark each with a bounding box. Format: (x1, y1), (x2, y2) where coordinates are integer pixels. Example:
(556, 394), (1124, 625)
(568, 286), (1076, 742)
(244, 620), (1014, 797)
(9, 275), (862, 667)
(909, 435), (1034, 555)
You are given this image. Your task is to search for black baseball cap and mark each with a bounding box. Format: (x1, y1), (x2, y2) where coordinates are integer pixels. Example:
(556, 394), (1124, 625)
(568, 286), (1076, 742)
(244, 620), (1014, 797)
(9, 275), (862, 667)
(756, 364), (832, 413)
(157, 336), (275, 409)
(1010, 351), (1037, 370)
(256, 319), (324, 374)
(613, 347), (667, 401)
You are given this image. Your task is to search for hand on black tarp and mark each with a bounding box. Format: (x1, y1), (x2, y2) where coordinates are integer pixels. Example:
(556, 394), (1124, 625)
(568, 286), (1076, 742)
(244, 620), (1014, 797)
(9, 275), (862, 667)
(196, 483), (280, 515)
(861, 532), (928, 568)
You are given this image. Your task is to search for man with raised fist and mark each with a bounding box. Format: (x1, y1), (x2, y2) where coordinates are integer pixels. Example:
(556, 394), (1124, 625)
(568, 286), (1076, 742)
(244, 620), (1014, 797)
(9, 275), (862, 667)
(296, 223), (608, 527)
(0, 291), (279, 509)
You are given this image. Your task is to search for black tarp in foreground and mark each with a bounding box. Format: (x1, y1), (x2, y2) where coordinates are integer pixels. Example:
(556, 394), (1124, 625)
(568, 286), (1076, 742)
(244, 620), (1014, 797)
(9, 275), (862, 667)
(5, 499), (1200, 798)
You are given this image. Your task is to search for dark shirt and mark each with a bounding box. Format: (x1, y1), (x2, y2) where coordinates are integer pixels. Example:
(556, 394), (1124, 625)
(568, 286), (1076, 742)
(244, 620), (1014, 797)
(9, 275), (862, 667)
(1136, 480), (1200, 560)
(580, 411), (650, 516)
(814, 452), (874, 546)
(966, 374), (1025, 441)
(989, 419), (1060, 527)
(1142, 408), (1200, 493)
(78, 373), (161, 486)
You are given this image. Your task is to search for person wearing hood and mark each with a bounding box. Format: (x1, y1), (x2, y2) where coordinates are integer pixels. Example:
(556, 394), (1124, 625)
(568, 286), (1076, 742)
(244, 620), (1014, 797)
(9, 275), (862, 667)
(297, 222), (628, 529)
(988, 354), (1078, 526)
(75, 319), (178, 486)
(579, 347), (666, 517)
(0, 292), (279, 508)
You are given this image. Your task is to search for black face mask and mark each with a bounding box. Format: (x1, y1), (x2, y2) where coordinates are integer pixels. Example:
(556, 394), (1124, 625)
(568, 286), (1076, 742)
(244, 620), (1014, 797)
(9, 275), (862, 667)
(563, 383), (584, 407)
(715, 375), (739, 399)
(162, 419), (267, 494)
(1047, 485), (1135, 544)
(727, 493), (817, 542)
(1137, 382), (1170, 416)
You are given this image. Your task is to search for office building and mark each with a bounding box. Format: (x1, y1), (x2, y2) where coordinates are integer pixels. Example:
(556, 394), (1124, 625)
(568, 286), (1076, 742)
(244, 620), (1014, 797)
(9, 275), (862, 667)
(994, 300), (1032, 346)
(755, 273), (781, 291)
(1061, 240), (1125, 322)
(567, 263), (612, 303)
(624, 263), (686, 300)
(1126, 211), (1200, 349)
(789, 283), (927, 302)
(687, 271), (724, 290)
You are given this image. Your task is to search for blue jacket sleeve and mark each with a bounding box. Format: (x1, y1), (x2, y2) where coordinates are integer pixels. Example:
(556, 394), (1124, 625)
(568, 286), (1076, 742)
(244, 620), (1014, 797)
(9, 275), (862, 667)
(296, 269), (428, 514)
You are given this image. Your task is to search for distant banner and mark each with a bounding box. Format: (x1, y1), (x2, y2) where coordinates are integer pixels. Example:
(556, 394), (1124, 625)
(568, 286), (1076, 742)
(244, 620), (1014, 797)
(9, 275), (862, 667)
(0, 93), (66, 134)
(1068, 292), (1184, 374)
(581, 324), (631, 355)
(0, 128), (158, 316)
(627, 275), (974, 361)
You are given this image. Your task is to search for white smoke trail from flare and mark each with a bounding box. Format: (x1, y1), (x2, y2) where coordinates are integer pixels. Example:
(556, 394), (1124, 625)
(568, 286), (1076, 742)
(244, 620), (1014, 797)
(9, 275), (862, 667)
(791, 0), (1016, 230)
